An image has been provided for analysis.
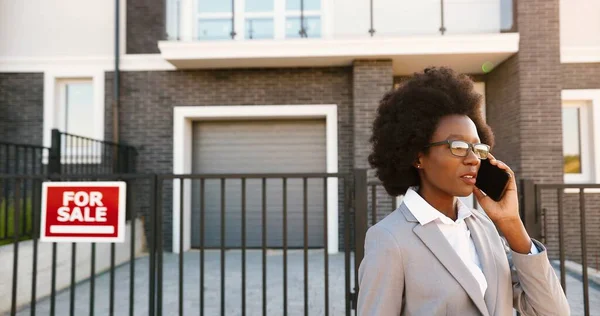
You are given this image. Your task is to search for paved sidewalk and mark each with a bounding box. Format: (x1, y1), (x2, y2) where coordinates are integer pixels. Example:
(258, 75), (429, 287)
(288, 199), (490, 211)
(14, 250), (600, 315)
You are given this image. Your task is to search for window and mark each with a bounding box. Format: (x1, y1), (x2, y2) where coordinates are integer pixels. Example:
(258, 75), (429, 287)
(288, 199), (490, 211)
(195, 0), (323, 40)
(54, 79), (102, 163)
(197, 0), (233, 40)
(43, 71), (105, 165)
(285, 0), (322, 38)
(562, 100), (594, 183)
(57, 80), (95, 138)
(245, 0), (275, 39)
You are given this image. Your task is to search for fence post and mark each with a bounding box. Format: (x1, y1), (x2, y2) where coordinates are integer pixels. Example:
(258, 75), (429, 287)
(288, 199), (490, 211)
(353, 169), (368, 309)
(117, 146), (126, 173)
(520, 179), (541, 241)
(48, 129), (61, 175)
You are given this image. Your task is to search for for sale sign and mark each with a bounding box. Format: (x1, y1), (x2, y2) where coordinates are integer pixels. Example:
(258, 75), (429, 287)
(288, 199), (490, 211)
(40, 182), (127, 243)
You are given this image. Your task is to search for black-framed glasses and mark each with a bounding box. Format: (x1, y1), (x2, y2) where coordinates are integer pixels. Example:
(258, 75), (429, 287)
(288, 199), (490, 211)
(425, 140), (490, 159)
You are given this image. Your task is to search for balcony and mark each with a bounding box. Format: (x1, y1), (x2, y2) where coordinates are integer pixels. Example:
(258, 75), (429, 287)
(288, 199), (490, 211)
(158, 0), (518, 75)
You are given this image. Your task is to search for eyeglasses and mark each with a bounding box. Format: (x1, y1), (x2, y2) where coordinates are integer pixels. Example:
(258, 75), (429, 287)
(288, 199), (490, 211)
(425, 140), (490, 159)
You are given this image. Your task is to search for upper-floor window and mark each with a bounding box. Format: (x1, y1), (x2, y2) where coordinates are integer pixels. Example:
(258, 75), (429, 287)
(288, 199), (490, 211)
(285, 0), (321, 38)
(245, 0), (275, 39)
(196, 0), (322, 40)
(197, 0), (234, 40)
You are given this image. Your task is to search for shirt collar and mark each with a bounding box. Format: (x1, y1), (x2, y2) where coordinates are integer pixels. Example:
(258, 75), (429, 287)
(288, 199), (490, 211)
(403, 186), (473, 226)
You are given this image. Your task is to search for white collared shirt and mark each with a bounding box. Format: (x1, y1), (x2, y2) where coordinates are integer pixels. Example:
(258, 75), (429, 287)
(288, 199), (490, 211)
(402, 187), (538, 298)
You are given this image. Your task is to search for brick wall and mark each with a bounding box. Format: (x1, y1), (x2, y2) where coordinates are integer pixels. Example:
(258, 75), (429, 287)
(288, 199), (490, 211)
(105, 67), (354, 250)
(516, 0), (562, 184)
(0, 73), (44, 145)
(485, 0), (599, 265)
(126, 0), (165, 54)
(352, 60), (395, 225)
(485, 0), (564, 183)
(352, 60), (393, 171)
(485, 0), (563, 181)
(562, 63), (600, 89)
(485, 55), (521, 177)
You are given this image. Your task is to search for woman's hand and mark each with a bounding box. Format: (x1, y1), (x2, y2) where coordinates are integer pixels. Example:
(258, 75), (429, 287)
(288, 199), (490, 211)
(472, 153), (520, 225)
(473, 154), (533, 254)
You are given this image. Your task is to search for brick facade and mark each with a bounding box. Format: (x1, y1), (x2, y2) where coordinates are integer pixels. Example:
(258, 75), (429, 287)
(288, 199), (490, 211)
(515, 0), (563, 184)
(485, 0), (600, 265)
(488, 0), (563, 183)
(0, 73), (44, 145)
(126, 0), (165, 54)
(352, 60), (393, 171)
(104, 67), (354, 250)
(485, 55), (521, 176)
(562, 63), (600, 89)
(353, 61), (395, 225)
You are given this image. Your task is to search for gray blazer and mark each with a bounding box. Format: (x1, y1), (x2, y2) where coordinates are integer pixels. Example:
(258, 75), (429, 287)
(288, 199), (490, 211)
(357, 203), (570, 316)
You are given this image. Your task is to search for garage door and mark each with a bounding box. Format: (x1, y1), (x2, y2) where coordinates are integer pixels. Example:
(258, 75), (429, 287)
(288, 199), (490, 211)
(191, 119), (327, 248)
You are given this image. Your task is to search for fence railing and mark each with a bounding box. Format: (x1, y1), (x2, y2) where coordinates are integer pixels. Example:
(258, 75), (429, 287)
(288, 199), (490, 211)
(521, 181), (598, 316)
(1, 172), (361, 316)
(0, 130), (137, 245)
(49, 129), (137, 175)
(165, 0), (515, 41)
(361, 179), (597, 316)
(0, 141), (48, 175)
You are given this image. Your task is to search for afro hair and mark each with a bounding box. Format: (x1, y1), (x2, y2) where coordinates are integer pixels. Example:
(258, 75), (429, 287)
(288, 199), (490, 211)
(367, 67), (495, 196)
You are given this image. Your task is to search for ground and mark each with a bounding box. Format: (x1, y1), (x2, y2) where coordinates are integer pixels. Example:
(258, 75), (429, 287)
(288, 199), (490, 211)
(14, 250), (600, 316)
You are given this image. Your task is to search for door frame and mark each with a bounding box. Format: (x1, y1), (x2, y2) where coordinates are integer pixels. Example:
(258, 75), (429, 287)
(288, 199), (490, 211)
(172, 104), (339, 253)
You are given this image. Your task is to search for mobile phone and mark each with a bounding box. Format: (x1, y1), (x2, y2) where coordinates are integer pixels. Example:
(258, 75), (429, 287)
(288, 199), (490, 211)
(475, 159), (510, 202)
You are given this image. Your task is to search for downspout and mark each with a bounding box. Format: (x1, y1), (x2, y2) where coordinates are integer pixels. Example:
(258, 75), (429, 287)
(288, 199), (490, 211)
(113, 0), (121, 173)
(113, 0), (120, 144)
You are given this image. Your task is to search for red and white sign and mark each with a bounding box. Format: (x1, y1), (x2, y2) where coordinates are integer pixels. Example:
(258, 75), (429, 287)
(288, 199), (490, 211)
(40, 182), (127, 243)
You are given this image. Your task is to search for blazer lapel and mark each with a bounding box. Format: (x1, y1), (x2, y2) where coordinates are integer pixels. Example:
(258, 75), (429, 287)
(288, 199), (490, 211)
(466, 215), (499, 316)
(404, 206), (489, 316)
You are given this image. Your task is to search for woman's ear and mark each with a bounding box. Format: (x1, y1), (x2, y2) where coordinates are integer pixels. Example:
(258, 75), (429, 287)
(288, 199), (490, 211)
(413, 153), (423, 169)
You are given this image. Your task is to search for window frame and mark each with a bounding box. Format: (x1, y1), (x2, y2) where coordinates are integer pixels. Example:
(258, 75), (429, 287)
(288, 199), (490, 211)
(562, 89), (600, 184)
(562, 100), (593, 183)
(43, 70), (105, 164)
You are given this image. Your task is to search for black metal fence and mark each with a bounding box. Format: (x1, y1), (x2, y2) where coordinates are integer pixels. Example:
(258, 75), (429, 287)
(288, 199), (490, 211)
(0, 130), (136, 245)
(48, 129), (137, 175)
(522, 181), (599, 316)
(360, 179), (596, 316)
(2, 171), (364, 316)
(0, 143), (47, 244)
(0, 141), (48, 175)
(5, 171), (595, 315)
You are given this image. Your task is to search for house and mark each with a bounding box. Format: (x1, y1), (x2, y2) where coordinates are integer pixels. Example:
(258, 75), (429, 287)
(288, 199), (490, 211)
(0, 0), (598, 266)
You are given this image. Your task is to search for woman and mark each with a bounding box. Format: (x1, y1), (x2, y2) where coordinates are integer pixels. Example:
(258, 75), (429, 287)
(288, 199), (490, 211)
(357, 67), (569, 316)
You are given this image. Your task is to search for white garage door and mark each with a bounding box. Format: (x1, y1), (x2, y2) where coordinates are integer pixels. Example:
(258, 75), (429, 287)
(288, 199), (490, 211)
(191, 119), (327, 248)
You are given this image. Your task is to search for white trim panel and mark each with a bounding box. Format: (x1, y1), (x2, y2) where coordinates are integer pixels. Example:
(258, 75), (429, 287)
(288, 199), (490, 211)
(50, 226), (115, 234)
(160, 33), (519, 59)
(561, 46), (600, 64)
(0, 55), (176, 73)
(173, 105), (339, 254)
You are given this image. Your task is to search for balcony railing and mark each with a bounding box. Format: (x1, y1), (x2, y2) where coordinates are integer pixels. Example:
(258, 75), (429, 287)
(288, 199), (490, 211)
(165, 0), (515, 42)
